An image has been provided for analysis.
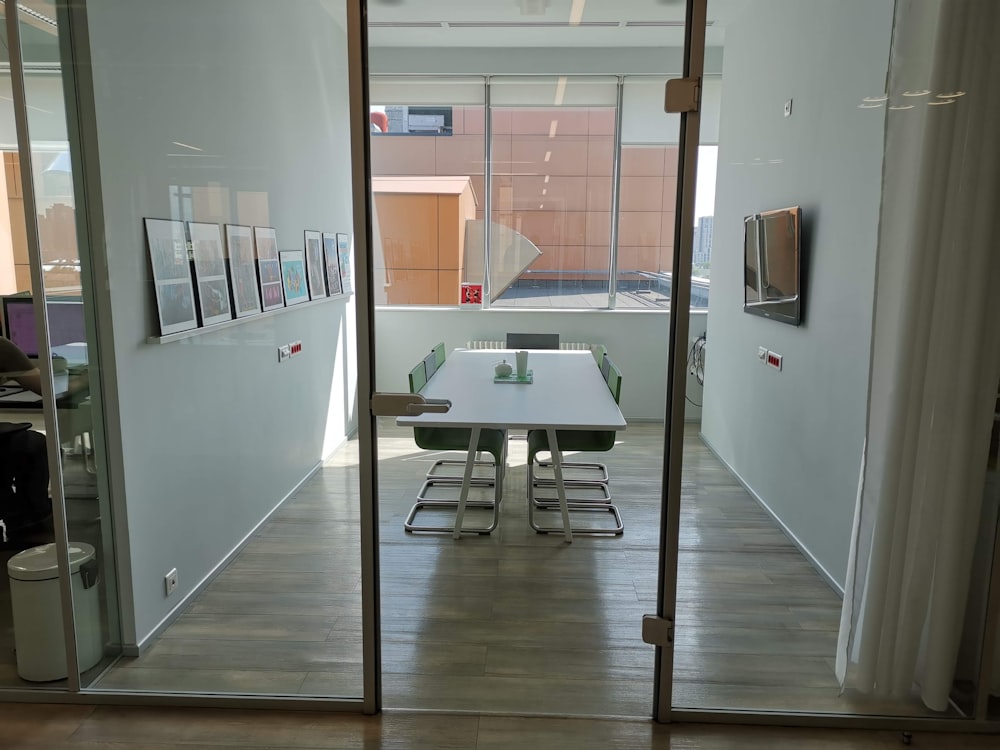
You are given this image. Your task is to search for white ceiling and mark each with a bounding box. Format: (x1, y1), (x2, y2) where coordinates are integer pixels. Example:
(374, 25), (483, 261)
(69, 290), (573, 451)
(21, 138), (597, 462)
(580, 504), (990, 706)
(368, 0), (750, 48)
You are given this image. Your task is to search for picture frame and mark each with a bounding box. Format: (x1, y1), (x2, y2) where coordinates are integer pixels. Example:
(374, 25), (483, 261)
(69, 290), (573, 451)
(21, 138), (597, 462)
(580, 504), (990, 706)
(254, 226), (285, 312)
(303, 229), (327, 300)
(322, 232), (343, 296)
(188, 222), (233, 326)
(336, 232), (352, 295)
(225, 224), (262, 318)
(143, 218), (198, 336)
(280, 250), (310, 306)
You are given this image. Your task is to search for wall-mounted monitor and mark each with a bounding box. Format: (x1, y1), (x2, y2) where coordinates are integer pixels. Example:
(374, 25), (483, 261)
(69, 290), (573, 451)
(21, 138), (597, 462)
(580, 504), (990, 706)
(744, 206), (802, 326)
(1, 296), (86, 358)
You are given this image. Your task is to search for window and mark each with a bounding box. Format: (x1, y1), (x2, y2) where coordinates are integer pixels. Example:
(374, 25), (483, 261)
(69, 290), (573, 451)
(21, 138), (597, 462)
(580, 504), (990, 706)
(369, 75), (721, 310)
(368, 77), (486, 306)
(489, 77), (618, 309)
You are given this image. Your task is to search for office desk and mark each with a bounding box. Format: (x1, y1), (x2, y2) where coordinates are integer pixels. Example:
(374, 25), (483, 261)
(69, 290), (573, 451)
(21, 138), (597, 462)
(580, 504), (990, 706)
(0, 371), (91, 452)
(398, 349), (626, 542)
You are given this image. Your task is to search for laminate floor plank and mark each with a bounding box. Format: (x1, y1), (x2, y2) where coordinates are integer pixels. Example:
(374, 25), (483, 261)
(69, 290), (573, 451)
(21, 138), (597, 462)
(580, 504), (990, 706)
(92, 422), (945, 720)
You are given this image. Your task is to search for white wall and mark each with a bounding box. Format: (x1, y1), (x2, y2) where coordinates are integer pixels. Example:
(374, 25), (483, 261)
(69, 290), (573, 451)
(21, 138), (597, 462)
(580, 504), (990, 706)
(85, 0), (358, 645)
(374, 308), (707, 422)
(700, 0), (893, 588)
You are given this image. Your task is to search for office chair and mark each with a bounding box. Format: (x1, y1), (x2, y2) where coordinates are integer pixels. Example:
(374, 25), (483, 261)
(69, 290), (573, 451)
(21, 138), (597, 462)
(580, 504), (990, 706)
(506, 332), (559, 350)
(526, 357), (624, 535)
(592, 344), (608, 369)
(404, 358), (507, 534)
(0, 422), (52, 546)
(432, 342), (446, 369)
(423, 350), (438, 380)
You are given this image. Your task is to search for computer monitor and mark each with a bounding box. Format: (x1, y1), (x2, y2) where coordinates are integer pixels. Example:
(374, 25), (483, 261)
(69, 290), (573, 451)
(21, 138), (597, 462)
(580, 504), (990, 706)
(1, 296), (86, 358)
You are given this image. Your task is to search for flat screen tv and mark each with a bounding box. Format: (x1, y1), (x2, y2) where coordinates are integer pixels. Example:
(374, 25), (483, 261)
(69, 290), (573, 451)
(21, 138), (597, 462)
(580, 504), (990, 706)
(743, 206), (802, 326)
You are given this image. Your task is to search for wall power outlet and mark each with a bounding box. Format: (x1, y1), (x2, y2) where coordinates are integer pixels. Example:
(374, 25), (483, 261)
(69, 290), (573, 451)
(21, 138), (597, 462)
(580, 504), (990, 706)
(164, 568), (178, 597)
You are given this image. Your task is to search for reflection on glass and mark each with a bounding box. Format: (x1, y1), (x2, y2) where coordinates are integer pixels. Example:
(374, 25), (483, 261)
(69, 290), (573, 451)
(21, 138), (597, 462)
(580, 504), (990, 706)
(369, 77), (486, 305)
(13, 4), (121, 688)
(490, 76), (617, 309)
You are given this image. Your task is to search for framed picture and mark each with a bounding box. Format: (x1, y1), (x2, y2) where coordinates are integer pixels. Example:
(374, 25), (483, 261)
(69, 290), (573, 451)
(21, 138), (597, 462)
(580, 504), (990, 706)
(280, 250), (310, 306)
(336, 232), (352, 295)
(144, 218), (198, 335)
(188, 222), (233, 326)
(225, 224), (262, 318)
(304, 230), (327, 300)
(254, 226), (285, 311)
(322, 232), (343, 296)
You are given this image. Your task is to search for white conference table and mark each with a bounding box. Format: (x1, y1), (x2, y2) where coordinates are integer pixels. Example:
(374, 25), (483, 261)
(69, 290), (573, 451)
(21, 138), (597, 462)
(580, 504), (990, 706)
(397, 349), (627, 542)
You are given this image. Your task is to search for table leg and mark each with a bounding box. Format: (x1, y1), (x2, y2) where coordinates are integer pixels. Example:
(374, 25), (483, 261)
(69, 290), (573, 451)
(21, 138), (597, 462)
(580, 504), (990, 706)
(452, 426), (482, 540)
(545, 428), (573, 544)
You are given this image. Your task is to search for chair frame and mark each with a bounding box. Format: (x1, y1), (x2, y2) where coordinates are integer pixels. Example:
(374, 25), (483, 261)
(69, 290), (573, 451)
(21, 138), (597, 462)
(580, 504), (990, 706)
(525, 356), (624, 535)
(404, 354), (507, 534)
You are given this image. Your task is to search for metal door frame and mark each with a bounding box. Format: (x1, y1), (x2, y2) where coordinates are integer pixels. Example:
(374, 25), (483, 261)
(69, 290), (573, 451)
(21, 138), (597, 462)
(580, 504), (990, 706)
(651, 0), (706, 722)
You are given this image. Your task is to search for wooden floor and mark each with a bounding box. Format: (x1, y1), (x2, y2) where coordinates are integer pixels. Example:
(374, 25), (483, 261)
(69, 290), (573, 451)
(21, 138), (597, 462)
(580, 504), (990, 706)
(75, 423), (947, 716)
(3, 702), (998, 750)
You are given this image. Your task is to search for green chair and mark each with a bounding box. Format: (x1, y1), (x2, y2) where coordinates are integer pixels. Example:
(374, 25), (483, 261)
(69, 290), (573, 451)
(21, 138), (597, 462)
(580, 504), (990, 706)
(591, 344), (608, 369)
(423, 350), (438, 380)
(404, 358), (507, 534)
(526, 357), (623, 535)
(432, 342), (446, 369)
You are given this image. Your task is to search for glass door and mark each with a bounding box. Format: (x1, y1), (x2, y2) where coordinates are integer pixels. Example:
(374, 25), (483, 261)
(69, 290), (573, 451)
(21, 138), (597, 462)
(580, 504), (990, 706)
(660, 0), (1000, 727)
(365, 1), (694, 718)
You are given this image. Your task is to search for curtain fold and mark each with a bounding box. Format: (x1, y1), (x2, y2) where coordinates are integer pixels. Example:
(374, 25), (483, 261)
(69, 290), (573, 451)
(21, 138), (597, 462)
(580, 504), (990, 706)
(836, 0), (1000, 711)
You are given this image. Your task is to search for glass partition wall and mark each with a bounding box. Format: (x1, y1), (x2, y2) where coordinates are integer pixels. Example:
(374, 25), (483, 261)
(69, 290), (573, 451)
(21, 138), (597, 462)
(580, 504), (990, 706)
(663, 0), (1000, 725)
(2, 0), (368, 701)
(0, 0), (120, 691)
(0, 0), (995, 735)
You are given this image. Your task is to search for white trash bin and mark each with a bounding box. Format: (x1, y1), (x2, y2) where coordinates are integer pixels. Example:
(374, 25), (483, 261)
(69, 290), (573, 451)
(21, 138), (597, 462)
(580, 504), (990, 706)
(7, 542), (103, 681)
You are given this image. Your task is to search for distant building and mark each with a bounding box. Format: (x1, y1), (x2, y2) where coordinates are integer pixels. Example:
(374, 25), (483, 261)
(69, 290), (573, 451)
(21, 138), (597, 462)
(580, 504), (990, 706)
(693, 216), (714, 264)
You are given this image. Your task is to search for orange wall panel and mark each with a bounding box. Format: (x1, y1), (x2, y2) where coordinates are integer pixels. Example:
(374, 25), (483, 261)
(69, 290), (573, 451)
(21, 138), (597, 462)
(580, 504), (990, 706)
(618, 211), (663, 247)
(370, 137), (436, 176)
(437, 270), (461, 304)
(375, 193), (438, 270)
(510, 109), (591, 136)
(621, 146), (667, 177)
(620, 176), (665, 213)
(531, 245), (585, 272)
(434, 135), (485, 177)
(585, 211), (612, 247)
(510, 137), (590, 177)
(586, 139), (615, 177)
(384, 268), (438, 306)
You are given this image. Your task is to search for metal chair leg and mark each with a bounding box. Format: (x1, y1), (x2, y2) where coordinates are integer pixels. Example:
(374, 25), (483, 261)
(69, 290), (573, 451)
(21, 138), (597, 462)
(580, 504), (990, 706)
(526, 455), (623, 535)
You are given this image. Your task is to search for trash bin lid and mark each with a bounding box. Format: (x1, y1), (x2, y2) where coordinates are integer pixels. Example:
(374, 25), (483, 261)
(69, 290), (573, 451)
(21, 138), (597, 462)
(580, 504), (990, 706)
(7, 542), (96, 582)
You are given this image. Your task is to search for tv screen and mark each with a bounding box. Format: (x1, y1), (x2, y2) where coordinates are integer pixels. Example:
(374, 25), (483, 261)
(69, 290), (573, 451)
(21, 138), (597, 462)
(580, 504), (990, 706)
(744, 206), (802, 326)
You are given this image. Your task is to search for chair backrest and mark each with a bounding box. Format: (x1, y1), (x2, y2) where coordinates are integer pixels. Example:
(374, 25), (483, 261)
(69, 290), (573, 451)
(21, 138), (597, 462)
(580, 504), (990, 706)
(592, 344), (608, 368)
(408, 360), (427, 394)
(432, 342), (446, 368)
(423, 351), (438, 381)
(506, 332), (559, 350)
(603, 357), (622, 404)
(600, 353), (611, 382)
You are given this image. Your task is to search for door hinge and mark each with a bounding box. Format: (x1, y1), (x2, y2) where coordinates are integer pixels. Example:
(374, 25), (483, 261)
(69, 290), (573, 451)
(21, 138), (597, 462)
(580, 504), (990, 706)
(642, 614), (674, 646)
(664, 77), (701, 114)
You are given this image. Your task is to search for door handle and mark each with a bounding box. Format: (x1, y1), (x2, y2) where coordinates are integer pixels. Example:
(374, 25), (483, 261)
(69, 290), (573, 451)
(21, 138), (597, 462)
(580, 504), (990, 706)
(371, 392), (452, 417)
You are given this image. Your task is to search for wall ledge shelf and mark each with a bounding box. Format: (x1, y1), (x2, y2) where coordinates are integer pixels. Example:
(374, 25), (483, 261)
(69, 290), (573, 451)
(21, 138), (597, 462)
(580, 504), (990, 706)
(147, 293), (351, 345)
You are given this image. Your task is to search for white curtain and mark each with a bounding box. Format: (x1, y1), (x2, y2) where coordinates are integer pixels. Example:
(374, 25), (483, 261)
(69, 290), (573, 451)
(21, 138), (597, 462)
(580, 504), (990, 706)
(836, 0), (1000, 711)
